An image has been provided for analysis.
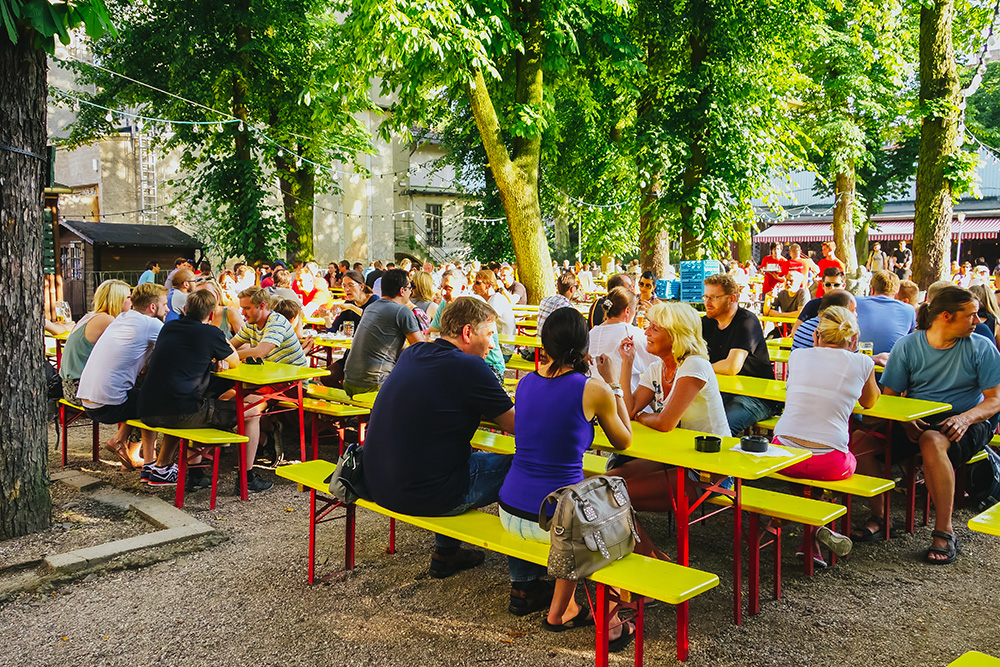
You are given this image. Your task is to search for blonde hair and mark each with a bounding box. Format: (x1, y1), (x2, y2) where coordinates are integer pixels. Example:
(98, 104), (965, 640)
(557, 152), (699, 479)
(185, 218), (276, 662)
(816, 305), (859, 347)
(93, 279), (131, 317)
(412, 271), (435, 303)
(645, 302), (709, 362)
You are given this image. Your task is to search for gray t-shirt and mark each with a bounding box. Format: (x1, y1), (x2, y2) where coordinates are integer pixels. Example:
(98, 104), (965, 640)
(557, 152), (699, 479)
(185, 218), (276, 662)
(344, 298), (421, 392)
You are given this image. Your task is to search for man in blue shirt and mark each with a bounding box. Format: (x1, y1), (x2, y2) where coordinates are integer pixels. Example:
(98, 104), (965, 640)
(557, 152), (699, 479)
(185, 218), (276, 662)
(855, 271), (916, 356)
(137, 260), (159, 285)
(852, 286), (1000, 564)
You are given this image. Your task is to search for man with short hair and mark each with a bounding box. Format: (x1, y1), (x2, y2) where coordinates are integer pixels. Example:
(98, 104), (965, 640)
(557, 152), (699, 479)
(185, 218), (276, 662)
(164, 257), (191, 290)
(498, 264), (527, 305)
(363, 296), (515, 578)
(428, 270), (467, 332)
(230, 286), (308, 366)
(791, 290), (856, 350)
(473, 269), (515, 337)
(785, 243), (819, 282)
(853, 286), (1000, 563)
(138, 261), (159, 285)
(537, 272), (577, 334)
(344, 269), (426, 396)
(896, 279), (919, 307)
(892, 241), (913, 280)
(854, 270), (916, 355)
(814, 241), (845, 297)
(77, 282), (168, 478)
(365, 260), (384, 288)
(701, 273), (779, 434)
(138, 289), (271, 492)
(165, 269), (195, 323)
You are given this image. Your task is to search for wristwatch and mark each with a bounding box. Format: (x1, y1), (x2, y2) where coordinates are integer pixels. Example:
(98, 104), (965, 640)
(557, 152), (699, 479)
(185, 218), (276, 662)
(608, 383), (624, 398)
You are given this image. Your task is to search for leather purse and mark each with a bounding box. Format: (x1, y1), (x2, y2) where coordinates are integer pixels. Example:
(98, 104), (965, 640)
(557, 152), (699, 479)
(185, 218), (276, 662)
(538, 475), (638, 580)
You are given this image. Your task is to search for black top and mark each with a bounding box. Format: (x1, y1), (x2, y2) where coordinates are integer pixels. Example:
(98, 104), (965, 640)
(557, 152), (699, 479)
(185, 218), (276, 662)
(701, 307), (774, 380)
(362, 339), (514, 516)
(365, 269), (383, 289)
(329, 294), (379, 334)
(797, 297), (821, 323)
(138, 317), (233, 417)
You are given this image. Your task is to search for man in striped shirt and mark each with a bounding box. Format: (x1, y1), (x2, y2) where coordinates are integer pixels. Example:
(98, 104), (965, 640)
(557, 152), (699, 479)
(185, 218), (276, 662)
(231, 286), (308, 366)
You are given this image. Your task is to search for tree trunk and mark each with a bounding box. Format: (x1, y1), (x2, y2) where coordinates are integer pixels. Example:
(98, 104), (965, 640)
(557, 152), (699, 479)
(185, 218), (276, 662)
(912, 0), (958, 289)
(552, 212), (571, 261)
(854, 221), (870, 269)
(734, 218), (751, 263)
(639, 181), (670, 274)
(677, 0), (710, 257)
(465, 4), (554, 304)
(832, 170), (859, 274)
(277, 153), (316, 262)
(0, 29), (51, 538)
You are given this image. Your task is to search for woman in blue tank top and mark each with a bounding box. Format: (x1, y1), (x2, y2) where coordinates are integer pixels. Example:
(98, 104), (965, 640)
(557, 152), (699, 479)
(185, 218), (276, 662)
(497, 308), (634, 650)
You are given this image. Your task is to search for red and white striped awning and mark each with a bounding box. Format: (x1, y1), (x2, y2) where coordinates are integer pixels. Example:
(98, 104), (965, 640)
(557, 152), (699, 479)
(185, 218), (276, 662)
(755, 218), (1000, 243)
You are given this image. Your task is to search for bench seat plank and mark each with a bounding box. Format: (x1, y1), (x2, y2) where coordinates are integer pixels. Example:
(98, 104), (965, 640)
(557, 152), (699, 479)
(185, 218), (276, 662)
(126, 419), (248, 444)
(969, 503), (1000, 537)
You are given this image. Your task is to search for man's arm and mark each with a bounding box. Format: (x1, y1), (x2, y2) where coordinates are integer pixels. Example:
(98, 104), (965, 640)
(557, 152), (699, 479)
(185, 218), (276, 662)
(937, 385), (1000, 442)
(405, 330), (427, 345)
(492, 407), (515, 434)
(237, 341), (276, 360)
(712, 348), (749, 376)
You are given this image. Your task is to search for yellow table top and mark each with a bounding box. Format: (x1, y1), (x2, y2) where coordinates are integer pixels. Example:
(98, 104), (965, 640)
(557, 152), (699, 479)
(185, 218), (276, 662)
(968, 504), (1000, 537)
(765, 336), (793, 349)
(592, 422), (811, 479)
(715, 374), (951, 421)
(126, 419), (249, 443)
(505, 356), (538, 372)
(759, 314), (798, 324)
(949, 651), (1000, 666)
(769, 349), (790, 364)
(519, 318), (538, 329)
(52, 330), (71, 341)
(512, 305), (540, 312)
(304, 316), (326, 326)
(498, 334), (543, 348)
(306, 384), (378, 408)
(215, 360), (329, 384)
(312, 336), (352, 350)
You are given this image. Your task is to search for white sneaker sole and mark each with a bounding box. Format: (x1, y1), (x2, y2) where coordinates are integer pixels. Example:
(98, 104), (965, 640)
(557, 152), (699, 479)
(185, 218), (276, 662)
(817, 526), (853, 557)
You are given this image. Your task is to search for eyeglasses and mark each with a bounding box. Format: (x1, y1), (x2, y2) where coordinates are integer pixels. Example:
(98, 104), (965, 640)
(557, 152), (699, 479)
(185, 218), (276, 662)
(702, 294), (731, 301)
(474, 280), (485, 286)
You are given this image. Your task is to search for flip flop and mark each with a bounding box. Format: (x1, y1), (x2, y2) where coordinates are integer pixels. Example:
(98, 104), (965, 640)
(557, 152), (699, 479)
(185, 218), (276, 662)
(608, 620), (636, 653)
(104, 438), (136, 471)
(850, 515), (886, 543)
(541, 607), (594, 632)
(924, 530), (958, 565)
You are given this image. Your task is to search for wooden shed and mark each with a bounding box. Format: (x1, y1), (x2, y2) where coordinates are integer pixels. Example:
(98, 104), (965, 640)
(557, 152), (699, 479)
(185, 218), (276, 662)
(58, 221), (203, 318)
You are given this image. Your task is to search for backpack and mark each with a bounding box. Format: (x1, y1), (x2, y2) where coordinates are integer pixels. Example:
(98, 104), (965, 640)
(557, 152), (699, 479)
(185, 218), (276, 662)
(966, 446), (1000, 511)
(538, 475), (638, 580)
(325, 443), (371, 504)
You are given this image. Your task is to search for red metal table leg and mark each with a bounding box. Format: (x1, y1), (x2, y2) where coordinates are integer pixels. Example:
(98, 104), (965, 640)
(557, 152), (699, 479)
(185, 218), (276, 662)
(595, 583), (609, 667)
(235, 382), (248, 501)
(175, 440), (187, 509)
(733, 478), (743, 625)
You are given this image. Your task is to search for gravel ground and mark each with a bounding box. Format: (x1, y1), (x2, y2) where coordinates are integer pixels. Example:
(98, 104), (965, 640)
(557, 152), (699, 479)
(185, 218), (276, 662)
(0, 420), (998, 666)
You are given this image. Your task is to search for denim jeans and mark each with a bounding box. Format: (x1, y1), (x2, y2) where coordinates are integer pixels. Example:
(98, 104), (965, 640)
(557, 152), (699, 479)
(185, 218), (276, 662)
(499, 508), (549, 582)
(722, 393), (780, 436)
(434, 452), (513, 550)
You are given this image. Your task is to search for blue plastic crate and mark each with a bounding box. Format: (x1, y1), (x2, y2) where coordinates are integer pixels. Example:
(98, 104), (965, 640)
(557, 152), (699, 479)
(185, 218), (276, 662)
(655, 279), (671, 299)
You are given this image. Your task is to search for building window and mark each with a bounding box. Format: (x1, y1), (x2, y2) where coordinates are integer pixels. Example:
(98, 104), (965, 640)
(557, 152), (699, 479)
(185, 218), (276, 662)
(425, 204), (443, 247)
(61, 243), (83, 281)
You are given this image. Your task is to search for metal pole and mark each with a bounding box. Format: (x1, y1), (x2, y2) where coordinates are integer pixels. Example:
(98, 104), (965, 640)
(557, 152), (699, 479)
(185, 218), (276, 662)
(956, 212), (965, 266)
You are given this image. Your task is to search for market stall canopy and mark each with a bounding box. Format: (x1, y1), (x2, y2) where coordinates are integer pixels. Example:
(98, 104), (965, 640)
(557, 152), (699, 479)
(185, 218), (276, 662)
(755, 217), (1000, 243)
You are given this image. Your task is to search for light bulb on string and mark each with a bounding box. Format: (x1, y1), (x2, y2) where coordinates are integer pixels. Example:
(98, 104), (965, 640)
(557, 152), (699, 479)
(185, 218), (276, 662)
(105, 111), (114, 123)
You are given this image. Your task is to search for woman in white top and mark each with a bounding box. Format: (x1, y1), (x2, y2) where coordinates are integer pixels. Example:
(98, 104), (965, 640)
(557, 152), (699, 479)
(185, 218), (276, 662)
(587, 287), (655, 395)
(773, 306), (879, 562)
(608, 302), (729, 559)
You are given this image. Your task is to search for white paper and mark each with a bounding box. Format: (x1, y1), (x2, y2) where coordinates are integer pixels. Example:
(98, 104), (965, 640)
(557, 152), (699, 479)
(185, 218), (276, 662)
(729, 444), (794, 458)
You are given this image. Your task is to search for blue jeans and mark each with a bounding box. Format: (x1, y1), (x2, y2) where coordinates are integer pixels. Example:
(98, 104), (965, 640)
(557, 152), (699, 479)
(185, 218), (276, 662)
(435, 452), (513, 550)
(722, 393), (779, 436)
(500, 508), (550, 582)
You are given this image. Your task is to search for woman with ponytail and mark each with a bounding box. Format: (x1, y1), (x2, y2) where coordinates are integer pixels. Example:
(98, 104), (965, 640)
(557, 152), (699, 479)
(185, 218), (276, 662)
(772, 305), (880, 563)
(587, 286), (656, 395)
(498, 307), (634, 649)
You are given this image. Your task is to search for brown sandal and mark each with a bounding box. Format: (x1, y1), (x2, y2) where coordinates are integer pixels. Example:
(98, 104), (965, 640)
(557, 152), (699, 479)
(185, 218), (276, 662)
(105, 438), (136, 470)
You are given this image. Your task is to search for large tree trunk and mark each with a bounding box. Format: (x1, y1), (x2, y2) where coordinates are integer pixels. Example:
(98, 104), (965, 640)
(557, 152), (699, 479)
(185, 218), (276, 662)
(734, 218), (751, 263)
(832, 170), (859, 274)
(912, 0), (958, 289)
(465, 3), (554, 304)
(639, 181), (670, 274)
(277, 153), (316, 262)
(0, 29), (51, 538)
(677, 0), (710, 260)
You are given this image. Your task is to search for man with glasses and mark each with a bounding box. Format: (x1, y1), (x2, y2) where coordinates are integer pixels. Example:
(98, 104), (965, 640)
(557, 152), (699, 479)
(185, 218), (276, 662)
(701, 273), (780, 434)
(792, 267), (846, 338)
(791, 290), (856, 350)
(164, 269), (195, 323)
(344, 268), (427, 396)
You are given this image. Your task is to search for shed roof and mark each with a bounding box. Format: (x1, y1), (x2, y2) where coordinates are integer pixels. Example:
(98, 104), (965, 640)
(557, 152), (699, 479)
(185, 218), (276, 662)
(59, 221), (202, 249)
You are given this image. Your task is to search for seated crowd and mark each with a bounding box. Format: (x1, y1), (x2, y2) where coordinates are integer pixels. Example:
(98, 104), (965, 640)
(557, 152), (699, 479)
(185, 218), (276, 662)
(52, 254), (1000, 648)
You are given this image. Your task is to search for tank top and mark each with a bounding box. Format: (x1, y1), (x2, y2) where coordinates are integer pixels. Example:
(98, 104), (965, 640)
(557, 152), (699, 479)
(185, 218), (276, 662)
(59, 313), (99, 381)
(216, 306), (234, 338)
(499, 371), (594, 520)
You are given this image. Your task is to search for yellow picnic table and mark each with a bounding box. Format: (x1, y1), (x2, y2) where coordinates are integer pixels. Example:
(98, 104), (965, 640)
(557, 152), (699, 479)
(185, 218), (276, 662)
(949, 652), (1000, 666)
(758, 314), (799, 325)
(498, 334), (542, 348)
(968, 504), (1000, 537)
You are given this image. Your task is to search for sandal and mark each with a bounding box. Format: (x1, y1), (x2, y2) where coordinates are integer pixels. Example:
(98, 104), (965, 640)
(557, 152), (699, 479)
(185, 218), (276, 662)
(608, 620), (636, 653)
(924, 530), (958, 565)
(850, 515), (886, 543)
(104, 438), (136, 471)
(541, 606), (594, 632)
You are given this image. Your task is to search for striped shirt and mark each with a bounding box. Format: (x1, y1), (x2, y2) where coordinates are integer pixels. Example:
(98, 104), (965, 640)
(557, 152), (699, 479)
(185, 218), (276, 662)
(233, 311), (307, 366)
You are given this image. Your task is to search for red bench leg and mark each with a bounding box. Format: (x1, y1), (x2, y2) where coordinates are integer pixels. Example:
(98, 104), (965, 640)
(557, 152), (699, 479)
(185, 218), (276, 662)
(60, 402), (68, 467)
(635, 598), (645, 666)
(595, 583), (609, 667)
(774, 523), (782, 601)
(309, 489), (317, 584)
(210, 445), (221, 510)
(175, 440), (187, 509)
(91, 418), (99, 462)
(345, 503), (356, 570)
(388, 518), (396, 554)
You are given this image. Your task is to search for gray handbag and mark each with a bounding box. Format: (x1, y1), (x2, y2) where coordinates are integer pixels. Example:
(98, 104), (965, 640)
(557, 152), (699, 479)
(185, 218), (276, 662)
(325, 444), (371, 504)
(538, 475), (639, 580)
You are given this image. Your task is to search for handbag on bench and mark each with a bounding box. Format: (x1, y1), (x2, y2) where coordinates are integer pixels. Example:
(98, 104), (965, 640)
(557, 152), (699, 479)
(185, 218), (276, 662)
(326, 443), (372, 504)
(539, 475), (638, 580)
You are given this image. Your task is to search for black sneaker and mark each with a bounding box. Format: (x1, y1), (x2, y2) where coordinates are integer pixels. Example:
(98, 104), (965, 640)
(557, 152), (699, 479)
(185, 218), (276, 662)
(185, 470), (212, 492)
(245, 471), (273, 493)
(147, 464), (178, 487)
(429, 547), (485, 579)
(509, 579), (555, 616)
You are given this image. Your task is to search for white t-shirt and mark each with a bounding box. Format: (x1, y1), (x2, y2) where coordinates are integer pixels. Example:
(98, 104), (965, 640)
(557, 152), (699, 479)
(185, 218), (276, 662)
(638, 356), (729, 437)
(774, 346), (875, 452)
(587, 321), (655, 394)
(77, 310), (163, 407)
(488, 292), (516, 337)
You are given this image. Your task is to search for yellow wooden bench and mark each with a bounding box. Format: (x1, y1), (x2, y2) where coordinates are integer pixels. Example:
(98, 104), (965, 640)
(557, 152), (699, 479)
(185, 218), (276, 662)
(57, 398), (100, 467)
(276, 459), (719, 663)
(504, 355), (537, 374)
(305, 384), (378, 409)
(126, 419), (249, 509)
(949, 651), (1000, 666)
(968, 503), (1000, 537)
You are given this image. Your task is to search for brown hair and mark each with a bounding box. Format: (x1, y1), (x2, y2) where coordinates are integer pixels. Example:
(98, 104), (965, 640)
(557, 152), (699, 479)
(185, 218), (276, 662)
(131, 282), (167, 312)
(897, 280), (919, 304)
(184, 289), (217, 322)
(439, 296), (497, 338)
(869, 270), (900, 297)
(917, 285), (975, 330)
(239, 285), (270, 307)
(600, 286), (637, 319)
(272, 298), (302, 323)
(556, 271), (577, 296)
(703, 273), (738, 296)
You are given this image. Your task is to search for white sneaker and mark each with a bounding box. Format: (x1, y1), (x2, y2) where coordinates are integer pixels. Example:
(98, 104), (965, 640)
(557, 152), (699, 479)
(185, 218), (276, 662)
(817, 525), (853, 557)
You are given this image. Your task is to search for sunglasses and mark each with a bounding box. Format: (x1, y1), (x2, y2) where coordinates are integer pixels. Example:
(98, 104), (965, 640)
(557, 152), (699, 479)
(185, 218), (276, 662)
(824, 282), (843, 288)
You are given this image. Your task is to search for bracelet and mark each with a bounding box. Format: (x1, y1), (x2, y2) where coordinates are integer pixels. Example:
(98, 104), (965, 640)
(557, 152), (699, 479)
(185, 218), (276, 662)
(608, 382), (621, 390)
